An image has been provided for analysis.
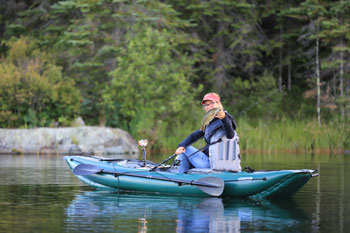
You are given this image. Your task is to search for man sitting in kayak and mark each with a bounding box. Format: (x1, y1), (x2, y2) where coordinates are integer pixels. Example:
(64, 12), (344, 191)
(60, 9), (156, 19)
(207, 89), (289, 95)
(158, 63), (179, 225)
(175, 93), (239, 173)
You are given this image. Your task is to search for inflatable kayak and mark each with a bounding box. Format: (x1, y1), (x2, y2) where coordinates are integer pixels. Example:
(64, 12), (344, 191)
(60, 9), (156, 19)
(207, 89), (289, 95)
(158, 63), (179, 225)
(64, 155), (318, 198)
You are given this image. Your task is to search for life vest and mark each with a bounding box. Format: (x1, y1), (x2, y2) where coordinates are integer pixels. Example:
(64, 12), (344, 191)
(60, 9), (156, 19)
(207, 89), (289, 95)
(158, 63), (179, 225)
(205, 118), (241, 172)
(204, 118), (223, 143)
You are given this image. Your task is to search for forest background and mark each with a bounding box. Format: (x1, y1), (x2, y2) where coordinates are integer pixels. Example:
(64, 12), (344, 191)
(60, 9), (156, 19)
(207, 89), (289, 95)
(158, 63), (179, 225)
(0, 0), (349, 154)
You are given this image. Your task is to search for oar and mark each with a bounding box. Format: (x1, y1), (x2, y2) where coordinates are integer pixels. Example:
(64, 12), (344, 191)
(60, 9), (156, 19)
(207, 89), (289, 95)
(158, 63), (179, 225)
(73, 163), (224, 196)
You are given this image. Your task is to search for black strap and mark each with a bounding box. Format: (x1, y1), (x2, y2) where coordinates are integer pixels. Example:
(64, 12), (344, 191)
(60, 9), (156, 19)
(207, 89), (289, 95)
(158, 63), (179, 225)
(242, 167), (255, 173)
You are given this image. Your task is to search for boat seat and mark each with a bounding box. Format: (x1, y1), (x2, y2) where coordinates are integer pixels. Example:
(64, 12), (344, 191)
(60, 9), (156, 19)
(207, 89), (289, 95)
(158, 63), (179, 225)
(209, 134), (241, 172)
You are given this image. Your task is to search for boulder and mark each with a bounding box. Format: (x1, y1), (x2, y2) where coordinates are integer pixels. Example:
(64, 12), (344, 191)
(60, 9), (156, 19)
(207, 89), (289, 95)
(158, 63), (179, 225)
(0, 126), (139, 156)
(71, 117), (85, 127)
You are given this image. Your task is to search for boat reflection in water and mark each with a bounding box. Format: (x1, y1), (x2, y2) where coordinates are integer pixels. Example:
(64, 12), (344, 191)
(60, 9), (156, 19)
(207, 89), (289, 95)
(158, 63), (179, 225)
(175, 197), (238, 233)
(65, 191), (309, 233)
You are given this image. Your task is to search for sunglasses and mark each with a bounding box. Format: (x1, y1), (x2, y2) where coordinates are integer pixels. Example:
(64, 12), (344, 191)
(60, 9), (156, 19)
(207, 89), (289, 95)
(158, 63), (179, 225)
(202, 102), (216, 108)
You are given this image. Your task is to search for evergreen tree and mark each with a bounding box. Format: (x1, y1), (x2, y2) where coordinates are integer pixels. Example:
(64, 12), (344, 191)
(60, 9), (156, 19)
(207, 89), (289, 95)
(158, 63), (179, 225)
(6, 0), (198, 128)
(284, 0), (328, 125)
(169, 1), (263, 99)
(319, 0), (350, 119)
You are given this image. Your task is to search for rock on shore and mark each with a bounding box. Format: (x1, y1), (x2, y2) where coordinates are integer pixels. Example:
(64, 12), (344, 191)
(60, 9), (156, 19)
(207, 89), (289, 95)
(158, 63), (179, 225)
(0, 126), (139, 156)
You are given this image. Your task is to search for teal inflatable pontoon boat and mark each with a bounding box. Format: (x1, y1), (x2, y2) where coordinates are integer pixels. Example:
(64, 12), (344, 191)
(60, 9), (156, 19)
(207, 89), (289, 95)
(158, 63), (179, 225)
(65, 155), (318, 198)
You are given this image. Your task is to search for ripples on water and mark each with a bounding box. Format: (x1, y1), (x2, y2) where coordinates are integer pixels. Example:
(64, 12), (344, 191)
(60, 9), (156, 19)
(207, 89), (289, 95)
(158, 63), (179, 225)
(0, 153), (349, 233)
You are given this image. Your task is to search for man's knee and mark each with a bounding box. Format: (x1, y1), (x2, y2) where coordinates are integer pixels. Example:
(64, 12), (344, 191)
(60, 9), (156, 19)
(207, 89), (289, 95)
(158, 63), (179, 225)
(177, 153), (187, 161)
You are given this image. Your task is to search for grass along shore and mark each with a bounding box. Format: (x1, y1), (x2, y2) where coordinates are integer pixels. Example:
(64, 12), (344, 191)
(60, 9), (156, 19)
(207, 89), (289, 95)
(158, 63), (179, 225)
(150, 118), (349, 157)
(236, 118), (350, 154)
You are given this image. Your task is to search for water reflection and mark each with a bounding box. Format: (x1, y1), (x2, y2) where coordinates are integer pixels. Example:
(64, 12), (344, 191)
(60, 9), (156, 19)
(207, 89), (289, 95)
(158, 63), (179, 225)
(65, 191), (310, 233)
(0, 154), (136, 185)
(1, 153), (349, 233)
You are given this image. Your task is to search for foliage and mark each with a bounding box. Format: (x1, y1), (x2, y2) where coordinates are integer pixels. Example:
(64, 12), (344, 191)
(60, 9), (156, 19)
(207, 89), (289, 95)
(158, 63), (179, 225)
(0, 0), (350, 151)
(104, 25), (201, 150)
(0, 36), (81, 127)
(227, 72), (280, 119)
(170, 0), (263, 99)
(238, 117), (350, 154)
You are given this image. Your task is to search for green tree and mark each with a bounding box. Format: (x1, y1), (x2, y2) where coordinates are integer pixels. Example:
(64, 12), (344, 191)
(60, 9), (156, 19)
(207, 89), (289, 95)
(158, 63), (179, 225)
(7, 0), (198, 127)
(259, 0), (303, 92)
(319, 1), (350, 119)
(2, 0), (349, 143)
(169, 1), (262, 98)
(104, 25), (200, 149)
(284, 0), (328, 125)
(0, 36), (81, 127)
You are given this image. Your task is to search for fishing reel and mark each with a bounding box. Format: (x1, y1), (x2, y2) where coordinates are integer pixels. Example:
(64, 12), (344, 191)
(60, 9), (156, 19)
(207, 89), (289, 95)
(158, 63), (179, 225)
(138, 139), (148, 167)
(138, 139), (148, 148)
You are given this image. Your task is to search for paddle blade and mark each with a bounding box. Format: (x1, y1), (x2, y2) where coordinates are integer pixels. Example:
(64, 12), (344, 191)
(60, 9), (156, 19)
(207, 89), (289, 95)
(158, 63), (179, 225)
(196, 177), (224, 197)
(73, 164), (102, 176)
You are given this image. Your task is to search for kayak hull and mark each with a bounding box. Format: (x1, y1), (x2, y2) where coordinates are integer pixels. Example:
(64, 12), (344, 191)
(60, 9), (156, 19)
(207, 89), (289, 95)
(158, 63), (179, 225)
(65, 156), (317, 198)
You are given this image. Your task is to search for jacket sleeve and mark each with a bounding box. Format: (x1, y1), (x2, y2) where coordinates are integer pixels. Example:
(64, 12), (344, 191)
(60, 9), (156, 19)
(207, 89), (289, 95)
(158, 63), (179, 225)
(178, 130), (204, 148)
(220, 112), (237, 139)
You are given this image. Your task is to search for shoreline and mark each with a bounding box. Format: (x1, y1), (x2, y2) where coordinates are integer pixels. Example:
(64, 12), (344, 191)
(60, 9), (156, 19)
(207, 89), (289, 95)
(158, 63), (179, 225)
(0, 126), (139, 157)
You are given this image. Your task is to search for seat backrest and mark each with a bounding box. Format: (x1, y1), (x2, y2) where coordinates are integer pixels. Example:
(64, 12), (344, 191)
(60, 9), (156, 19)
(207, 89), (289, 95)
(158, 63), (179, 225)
(209, 132), (241, 172)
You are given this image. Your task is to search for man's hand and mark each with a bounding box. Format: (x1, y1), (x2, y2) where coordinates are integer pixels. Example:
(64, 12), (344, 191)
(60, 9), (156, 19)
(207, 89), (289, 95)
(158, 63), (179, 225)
(175, 146), (186, 155)
(216, 110), (226, 119)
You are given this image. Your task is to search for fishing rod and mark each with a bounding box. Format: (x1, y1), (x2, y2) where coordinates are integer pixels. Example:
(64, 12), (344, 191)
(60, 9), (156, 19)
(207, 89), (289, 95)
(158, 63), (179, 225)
(150, 87), (281, 171)
(232, 87), (281, 118)
(184, 87), (281, 146)
(150, 137), (222, 171)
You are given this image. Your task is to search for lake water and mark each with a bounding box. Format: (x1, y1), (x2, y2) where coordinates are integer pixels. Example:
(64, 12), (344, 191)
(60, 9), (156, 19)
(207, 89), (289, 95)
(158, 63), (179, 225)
(0, 153), (349, 233)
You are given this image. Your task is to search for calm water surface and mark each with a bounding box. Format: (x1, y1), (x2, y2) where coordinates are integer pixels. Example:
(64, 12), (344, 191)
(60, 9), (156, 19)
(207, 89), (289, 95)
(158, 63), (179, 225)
(0, 153), (349, 233)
